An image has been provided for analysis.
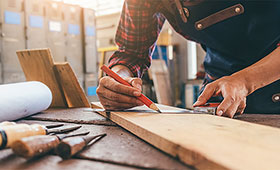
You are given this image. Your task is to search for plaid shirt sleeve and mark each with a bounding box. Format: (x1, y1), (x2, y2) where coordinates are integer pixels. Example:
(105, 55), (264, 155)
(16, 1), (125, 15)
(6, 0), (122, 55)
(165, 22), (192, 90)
(108, 0), (166, 77)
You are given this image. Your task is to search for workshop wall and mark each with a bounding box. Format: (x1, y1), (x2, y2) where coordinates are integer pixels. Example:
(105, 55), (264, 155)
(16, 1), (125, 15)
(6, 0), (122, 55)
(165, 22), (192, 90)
(0, 0), (98, 100)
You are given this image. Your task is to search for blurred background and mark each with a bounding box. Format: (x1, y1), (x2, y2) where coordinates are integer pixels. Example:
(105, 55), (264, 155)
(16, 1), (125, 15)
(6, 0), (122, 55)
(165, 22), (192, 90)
(0, 0), (206, 109)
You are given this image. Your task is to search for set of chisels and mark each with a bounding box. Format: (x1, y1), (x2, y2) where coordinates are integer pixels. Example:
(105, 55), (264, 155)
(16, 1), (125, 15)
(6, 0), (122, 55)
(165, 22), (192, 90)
(0, 121), (106, 159)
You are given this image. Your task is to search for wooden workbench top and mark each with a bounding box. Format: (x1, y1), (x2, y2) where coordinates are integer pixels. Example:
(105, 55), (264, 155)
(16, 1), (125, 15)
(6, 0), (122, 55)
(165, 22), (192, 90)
(1, 106), (280, 169)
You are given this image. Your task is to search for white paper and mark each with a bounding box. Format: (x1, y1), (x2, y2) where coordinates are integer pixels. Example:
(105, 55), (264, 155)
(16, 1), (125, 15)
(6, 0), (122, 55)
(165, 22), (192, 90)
(0, 81), (52, 121)
(49, 21), (62, 32)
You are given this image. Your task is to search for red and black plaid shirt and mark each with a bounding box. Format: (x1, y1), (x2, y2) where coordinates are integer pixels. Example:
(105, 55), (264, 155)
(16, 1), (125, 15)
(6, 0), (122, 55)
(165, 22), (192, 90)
(109, 0), (182, 77)
(109, 0), (280, 78)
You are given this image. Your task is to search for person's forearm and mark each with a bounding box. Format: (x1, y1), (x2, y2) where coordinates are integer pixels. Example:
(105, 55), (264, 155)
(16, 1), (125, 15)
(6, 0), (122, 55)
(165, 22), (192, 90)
(111, 65), (134, 78)
(231, 46), (280, 95)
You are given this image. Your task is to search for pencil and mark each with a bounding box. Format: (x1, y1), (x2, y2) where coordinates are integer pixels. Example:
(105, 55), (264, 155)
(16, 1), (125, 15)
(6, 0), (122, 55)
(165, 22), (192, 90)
(101, 65), (161, 113)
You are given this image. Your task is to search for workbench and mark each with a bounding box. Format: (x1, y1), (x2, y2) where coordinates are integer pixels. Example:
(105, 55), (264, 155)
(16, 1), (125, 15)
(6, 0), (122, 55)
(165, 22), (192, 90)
(1, 105), (280, 170)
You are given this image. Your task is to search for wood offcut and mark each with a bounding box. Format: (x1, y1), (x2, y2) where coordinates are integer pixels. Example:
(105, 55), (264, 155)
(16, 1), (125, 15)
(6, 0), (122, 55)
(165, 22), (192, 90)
(17, 48), (90, 108)
(17, 49), (67, 107)
(55, 63), (90, 108)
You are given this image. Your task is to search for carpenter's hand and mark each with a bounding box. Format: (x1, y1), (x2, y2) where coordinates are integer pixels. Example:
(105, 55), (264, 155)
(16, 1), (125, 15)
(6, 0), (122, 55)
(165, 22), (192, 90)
(97, 76), (143, 110)
(193, 76), (249, 118)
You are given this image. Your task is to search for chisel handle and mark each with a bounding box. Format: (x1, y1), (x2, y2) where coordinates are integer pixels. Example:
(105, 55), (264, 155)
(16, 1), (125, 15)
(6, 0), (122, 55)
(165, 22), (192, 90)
(0, 124), (46, 149)
(0, 121), (16, 126)
(11, 135), (59, 159)
(56, 134), (106, 159)
(56, 136), (86, 159)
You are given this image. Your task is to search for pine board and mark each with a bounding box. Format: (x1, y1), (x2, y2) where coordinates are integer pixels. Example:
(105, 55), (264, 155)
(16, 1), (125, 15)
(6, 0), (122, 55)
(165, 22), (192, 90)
(17, 48), (67, 107)
(96, 103), (280, 170)
(55, 63), (90, 108)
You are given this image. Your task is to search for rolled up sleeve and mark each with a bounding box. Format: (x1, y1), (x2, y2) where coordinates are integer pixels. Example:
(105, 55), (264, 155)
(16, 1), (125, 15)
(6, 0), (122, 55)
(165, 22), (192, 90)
(108, 0), (165, 77)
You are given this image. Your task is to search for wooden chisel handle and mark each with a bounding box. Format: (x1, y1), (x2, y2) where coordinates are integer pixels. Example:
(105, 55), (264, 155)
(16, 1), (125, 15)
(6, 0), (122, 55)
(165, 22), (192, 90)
(56, 136), (86, 159)
(0, 124), (46, 149)
(0, 121), (16, 126)
(11, 135), (59, 159)
(56, 134), (106, 159)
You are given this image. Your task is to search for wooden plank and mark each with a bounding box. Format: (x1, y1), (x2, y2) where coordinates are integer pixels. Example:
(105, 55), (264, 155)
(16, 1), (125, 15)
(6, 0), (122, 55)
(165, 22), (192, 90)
(17, 48), (67, 108)
(149, 60), (173, 106)
(55, 63), (90, 108)
(95, 103), (280, 170)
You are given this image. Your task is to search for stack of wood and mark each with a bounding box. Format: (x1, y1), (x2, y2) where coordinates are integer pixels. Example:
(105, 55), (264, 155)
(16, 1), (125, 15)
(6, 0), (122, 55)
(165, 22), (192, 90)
(17, 48), (90, 108)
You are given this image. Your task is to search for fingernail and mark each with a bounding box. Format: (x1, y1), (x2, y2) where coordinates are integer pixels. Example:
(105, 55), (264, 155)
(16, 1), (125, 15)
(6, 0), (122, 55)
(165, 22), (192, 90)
(193, 101), (201, 106)
(137, 84), (142, 90)
(217, 110), (223, 116)
(133, 91), (141, 96)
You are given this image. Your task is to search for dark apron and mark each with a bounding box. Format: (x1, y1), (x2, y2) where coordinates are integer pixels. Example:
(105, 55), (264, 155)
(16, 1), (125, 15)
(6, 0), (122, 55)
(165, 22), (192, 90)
(173, 1), (280, 113)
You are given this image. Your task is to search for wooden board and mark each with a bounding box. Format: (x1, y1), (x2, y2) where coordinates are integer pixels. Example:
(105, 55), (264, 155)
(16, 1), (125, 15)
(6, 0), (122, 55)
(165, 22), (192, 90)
(55, 63), (90, 108)
(96, 103), (280, 170)
(149, 60), (173, 106)
(17, 48), (67, 107)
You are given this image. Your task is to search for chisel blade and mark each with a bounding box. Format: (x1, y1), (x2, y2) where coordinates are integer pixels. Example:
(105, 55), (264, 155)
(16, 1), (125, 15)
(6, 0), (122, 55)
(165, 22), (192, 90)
(47, 125), (82, 134)
(55, 131), (90, 140)
(45, 123), (64, 129)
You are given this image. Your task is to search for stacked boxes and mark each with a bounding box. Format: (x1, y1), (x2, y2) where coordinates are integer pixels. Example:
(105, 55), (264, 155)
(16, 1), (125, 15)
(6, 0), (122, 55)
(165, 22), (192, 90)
(45, 1), (65, 62)
(82, 8), (97, 73)
(82, 8), (98, 101)
(0, 0), (26, 83)
(24, 0), (47, 49)
(0, 0), (98, 101)
(64, 4), (84, 86)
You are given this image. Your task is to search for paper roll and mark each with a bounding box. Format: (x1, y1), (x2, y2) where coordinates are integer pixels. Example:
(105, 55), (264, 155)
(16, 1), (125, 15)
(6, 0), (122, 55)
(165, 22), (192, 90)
(0, 81), (52, 121)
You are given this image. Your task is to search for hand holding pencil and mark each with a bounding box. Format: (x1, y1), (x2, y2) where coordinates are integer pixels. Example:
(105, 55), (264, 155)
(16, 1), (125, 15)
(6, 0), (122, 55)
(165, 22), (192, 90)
(97, 65), (161, 112)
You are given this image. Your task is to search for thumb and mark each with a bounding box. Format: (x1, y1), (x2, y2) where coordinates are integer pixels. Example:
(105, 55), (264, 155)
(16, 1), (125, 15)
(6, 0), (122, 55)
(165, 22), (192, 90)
(131, 78), (142, 91)
(124, 77), (142, 91)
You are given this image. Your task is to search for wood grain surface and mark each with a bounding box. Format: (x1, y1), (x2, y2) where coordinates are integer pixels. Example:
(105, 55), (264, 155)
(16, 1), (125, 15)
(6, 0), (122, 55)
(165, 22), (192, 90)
(95, 103), (280, 170)
(55, 63), (90, 108)
(17, 48), (67, 107)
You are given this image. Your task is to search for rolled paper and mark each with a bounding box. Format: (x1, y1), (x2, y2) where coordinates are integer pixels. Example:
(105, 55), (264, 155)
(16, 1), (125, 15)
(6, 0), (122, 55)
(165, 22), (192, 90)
(0, 81), (52, 121)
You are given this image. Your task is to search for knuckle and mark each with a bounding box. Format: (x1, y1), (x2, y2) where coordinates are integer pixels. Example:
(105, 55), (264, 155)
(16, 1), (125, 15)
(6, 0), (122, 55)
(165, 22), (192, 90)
(96, 87), (102, 95)
(124, 87), (134, 95)
(131, 98), (138, 104)
(204, 84), (212, 90)
(99, 77), (107, 85)
(114, 84), (122, 90)
(134, 78), (142, 84)
(110, 93), (119, 101)
(227, 96), (235, 103)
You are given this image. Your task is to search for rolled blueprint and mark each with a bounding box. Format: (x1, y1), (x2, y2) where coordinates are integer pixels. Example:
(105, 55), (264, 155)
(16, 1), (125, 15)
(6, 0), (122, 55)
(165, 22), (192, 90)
(0, 81), (52, 121)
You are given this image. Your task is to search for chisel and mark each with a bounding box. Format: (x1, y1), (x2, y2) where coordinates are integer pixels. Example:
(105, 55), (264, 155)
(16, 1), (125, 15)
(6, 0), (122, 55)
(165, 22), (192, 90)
(12, 131), (90, 159)
(56, 133), (107, 159)
(0, 124), (81, 149)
